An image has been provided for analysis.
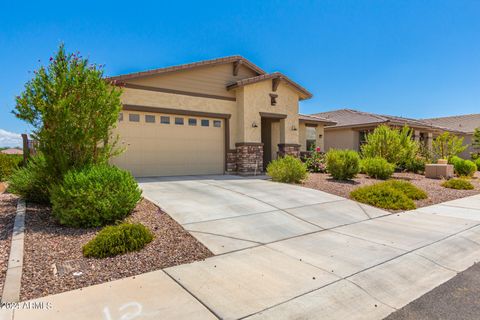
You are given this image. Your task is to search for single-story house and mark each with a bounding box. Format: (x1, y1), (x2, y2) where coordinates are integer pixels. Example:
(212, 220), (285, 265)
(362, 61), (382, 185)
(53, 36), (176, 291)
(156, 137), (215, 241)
(108, 56), (335, 177)
(311, 109), (466, 153)
(0, 148), (23, 155)
(422, 114), (480, 158)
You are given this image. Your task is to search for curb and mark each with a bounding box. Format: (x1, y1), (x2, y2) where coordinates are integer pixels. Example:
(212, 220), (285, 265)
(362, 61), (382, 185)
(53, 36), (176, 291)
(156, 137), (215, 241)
(1, 199), (26, 303)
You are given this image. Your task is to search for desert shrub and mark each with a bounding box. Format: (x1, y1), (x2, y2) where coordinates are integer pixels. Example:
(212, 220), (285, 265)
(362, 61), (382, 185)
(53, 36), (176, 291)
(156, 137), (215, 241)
(403, 156), (426, 174)
(452, 158), (477, 177)
(267, 155), (308, 183)
(8, 155), (51, 203)
(326, 149), (360, 180)
(361, 125), (419, 167)
(0, 154), (23, 181)
(475, 158), (480, 170)
(442, 178), (474, 190)
(360, 157), (395, 179)
(83, 223), (154, 258)
(432, 132), (467, 160)
(350, 183), (415, 210)
(13, 44), (123, 186)
(382, 180), (428, 200)
(51, 165), (142, 228)
(303, 151), (326, 173)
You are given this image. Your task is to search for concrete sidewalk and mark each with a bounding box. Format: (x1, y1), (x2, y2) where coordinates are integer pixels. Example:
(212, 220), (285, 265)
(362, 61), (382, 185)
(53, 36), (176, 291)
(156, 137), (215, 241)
(6, 177), (480, 320)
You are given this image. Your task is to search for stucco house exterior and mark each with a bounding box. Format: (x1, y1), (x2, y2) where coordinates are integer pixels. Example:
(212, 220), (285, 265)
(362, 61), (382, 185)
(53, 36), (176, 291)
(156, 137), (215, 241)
(312, 109), (466, 153)
(107, 56), (334, 177)
(422, 114), (480, 158)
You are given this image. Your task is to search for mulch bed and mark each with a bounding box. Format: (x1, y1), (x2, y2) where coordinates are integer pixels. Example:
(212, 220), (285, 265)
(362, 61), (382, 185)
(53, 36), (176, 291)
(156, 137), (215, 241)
(303, 172), (480, 211)
(0, 193), (18, 295)
(20, 198), (213, 301)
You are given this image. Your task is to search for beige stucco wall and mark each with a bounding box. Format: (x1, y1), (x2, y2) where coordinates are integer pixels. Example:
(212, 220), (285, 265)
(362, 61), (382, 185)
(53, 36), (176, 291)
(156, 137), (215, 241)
(460, 134), (473, 159)
(236, 81), (300, 144)
(324, 128), (359, 151)
(120, 87), (237, 149)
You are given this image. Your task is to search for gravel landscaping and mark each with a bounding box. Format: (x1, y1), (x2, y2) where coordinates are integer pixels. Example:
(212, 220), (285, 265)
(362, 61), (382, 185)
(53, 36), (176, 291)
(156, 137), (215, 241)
(20, 198), (213, 301)
(0, 193), (18, 296)
(303, 171), (480, 211)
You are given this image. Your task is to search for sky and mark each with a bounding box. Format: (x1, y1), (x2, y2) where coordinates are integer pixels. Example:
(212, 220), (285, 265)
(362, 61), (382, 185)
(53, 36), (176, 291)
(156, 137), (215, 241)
(1, 0), (479, 147)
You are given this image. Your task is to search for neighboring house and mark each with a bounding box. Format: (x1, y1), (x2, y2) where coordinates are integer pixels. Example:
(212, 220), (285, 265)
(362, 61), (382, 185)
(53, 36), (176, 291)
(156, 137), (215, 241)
(0, 148), (23, 155)
(422, 114), (480, 158)
(108, 56), (335, 177)
(311, 109), (463, 153)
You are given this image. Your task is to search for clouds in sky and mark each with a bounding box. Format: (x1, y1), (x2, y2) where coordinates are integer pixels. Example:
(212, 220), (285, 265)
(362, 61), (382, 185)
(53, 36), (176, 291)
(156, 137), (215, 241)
(0, 129), (22, 147)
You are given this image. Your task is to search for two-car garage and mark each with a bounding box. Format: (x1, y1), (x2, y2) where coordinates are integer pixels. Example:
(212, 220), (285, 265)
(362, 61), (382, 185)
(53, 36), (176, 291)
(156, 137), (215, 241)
(111, 107), (226, 177)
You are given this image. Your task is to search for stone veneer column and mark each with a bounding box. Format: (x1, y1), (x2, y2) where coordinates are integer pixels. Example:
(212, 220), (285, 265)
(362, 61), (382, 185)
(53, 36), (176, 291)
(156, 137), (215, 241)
(278, 143), (301, 157)
(226, 150), (237, 173)
(235, 143), (264, 175)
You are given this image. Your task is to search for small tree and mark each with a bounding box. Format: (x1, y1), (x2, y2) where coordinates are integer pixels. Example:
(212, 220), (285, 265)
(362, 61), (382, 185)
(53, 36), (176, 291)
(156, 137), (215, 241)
(13, 44), (123, 180)
(432, 132), (467, 160)
(361, 125), (418, 166)
(471, 128), (480, 159)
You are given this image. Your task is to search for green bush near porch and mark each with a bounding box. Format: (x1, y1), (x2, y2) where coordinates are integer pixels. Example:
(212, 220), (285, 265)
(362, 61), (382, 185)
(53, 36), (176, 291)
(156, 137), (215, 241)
(326, 149), (360, 180)
(267, 155), (308, 183)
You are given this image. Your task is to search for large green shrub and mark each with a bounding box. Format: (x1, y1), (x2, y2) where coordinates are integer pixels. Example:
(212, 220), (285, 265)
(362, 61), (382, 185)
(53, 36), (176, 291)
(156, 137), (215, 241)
(326, 149), (360, 180)
(442, 178), (474, 190)
(454, 159), (477, 177)
(267, 155), (308, 183)
(83, 223), (154, 258)
(432, 132), (467, 160)
(350, 184), (415, 210)
(475, 158), (480, 170)
(51, 165), (142, 228)
(360, 157), (395, 179)
(0, 154), (23, 181)
(382, 180), (428, 200)
(404, 156), (427, 174)
(13, 44), (123, 184)
(361, 125), (419, 167)
(8, 155), (51, 203)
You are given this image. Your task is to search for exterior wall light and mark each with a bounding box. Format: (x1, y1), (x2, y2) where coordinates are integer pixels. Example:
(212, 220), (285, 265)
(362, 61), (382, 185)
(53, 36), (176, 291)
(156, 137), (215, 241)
(252, 122), (258, 128)
(291, 125), (297, 131)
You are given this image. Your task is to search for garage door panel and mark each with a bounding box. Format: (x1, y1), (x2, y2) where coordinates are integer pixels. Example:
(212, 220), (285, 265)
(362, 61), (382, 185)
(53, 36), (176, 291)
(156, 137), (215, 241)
(111, 111), (225, 177)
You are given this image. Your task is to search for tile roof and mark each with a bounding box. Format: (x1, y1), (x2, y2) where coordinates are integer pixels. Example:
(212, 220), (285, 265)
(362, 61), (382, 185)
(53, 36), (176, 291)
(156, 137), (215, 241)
(299, 114), (336, 125)
(226, 72), (313, 100)
(311, 109), (464, 133)
(107, 56), (266, 82)
(422, 114), (480, 134)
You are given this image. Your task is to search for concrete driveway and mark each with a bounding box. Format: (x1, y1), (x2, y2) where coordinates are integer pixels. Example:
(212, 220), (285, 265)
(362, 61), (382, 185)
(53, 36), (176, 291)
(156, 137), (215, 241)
(12, 176), (480, 320)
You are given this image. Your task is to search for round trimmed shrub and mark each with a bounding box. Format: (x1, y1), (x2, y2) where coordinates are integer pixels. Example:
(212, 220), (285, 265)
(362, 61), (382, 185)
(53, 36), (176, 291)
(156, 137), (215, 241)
(0, 154), (23, 181)
(442, 178), (474, 190)
(83, 223), (154, 258)
(360, 157), (395, 180)
(383, 180), (428, 200)
(454, 159), (477, 177)
(350, 184), (415, 210)
(51, 165), (142, 228)
(326, 149), (360, 180)
(267, 155), (308, 183)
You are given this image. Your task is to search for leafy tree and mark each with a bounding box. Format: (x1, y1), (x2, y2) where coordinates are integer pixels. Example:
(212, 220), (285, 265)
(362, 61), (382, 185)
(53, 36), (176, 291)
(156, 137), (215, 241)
(431, 132), (467, 160)
(13, 44), (123, 180)
(471, 128), (480, 159)
(361, 125), (418, 166)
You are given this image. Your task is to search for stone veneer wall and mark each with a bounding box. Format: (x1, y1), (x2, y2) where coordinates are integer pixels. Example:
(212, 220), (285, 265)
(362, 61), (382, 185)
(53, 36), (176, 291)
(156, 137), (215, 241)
(226, 150), (237, 173)
(278, 143), (301, 158)
(235, 143), (264, 175)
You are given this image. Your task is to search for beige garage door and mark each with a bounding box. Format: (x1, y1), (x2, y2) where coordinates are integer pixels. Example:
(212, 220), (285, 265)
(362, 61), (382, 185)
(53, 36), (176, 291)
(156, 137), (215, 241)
(111, 111), (225, 177)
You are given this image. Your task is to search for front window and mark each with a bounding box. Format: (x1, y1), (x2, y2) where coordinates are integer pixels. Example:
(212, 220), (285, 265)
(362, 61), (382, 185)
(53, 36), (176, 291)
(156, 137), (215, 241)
(306, 126), (316, 151)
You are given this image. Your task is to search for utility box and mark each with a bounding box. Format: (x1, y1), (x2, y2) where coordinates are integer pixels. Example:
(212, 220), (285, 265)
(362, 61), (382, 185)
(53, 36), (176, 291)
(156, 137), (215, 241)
(425, 164), (454, 179)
